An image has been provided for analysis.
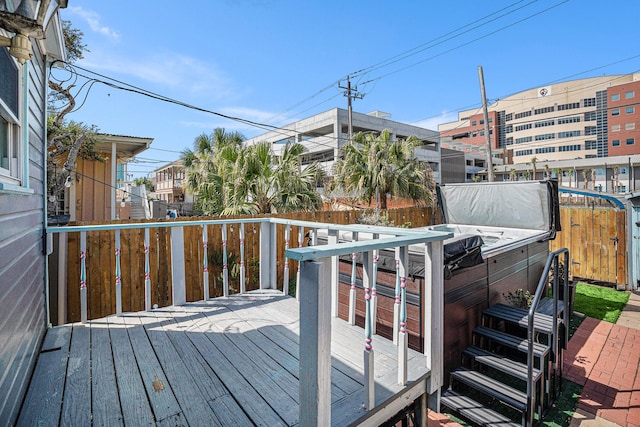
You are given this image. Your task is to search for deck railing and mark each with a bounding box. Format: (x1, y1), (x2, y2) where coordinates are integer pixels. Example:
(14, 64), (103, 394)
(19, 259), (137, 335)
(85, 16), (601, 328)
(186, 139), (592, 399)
(47, 218), (451, 425)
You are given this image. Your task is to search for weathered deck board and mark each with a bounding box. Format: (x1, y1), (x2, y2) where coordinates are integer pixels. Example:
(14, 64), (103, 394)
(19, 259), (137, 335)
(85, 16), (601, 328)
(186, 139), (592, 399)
(90, 322), (124, 427)
(17, 325), (71, 427)
(106, 316), (155, 427)
(18, 290), (429, 426)
(60, 323), (91, 426)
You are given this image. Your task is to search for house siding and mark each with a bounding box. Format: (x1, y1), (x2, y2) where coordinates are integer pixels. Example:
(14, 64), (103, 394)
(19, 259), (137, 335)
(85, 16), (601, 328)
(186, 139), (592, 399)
(0, 47), (48, 424)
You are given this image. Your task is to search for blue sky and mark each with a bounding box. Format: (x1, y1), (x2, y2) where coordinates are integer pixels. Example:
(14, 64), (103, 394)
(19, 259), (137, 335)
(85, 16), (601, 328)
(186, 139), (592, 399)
(57, 0), (640, 178)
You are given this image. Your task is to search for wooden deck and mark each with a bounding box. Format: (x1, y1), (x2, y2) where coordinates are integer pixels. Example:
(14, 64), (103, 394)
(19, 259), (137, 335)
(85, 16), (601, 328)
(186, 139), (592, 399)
(17, 290), (429, 426)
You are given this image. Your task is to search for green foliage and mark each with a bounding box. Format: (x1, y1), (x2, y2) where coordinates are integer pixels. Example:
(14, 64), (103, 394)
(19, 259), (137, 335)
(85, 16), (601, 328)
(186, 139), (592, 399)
(503, 288), (534, 309)
(133, 177), (155, 192)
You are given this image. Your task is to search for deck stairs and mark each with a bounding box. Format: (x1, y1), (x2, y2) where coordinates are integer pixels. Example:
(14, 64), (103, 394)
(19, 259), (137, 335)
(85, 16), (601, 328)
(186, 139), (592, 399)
(441, 249), (570, 427)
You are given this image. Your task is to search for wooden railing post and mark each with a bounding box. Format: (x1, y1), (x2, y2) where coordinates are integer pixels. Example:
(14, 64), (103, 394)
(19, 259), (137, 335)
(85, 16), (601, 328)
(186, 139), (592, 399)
(170, 226), (186, 306)
(371, 233), (379, 335)
(348, 231), (359, 325)
(144, 228), (152, 311)
(424, 240), (444, 409)
(202, 225), (209, 300)
(115, 229), (122, 316)
(80, 231), (87, 323)
(239, 223), (246, 294)
(299, 260), (331, 427)
(222, 224), (229, 297)
(328, 229), (339, 318)
(283, 225), (291, 295)
(398, 245), (409, 386)
(362, 251), (375, 410)
(259, 221), (277, 290)
(296, 226), (304, 300)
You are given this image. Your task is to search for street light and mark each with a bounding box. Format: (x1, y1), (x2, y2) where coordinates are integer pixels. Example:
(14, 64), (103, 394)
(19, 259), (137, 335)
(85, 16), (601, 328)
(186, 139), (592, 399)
(0, 0), (66, 63)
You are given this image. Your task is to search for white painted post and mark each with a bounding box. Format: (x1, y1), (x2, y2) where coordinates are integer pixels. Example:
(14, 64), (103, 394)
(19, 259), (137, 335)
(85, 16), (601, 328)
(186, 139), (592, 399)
(362, 251), (375, 410)
(260, 222), (271, 290)
(328, 229), (339, 318)
(424, 240), (444, 401)
(170, 226), (186, 306)
(283, 225), (291, 295)
(222, 224), (229, 297)
(299, 260), (331, 427)
(270, 222), (277, 290)
(371, 233), (379, 335)
(80, 231), (87, 323)
(348, 232), (358, 325)
(393, 247), (401, 345)
(144, 228), (152, 311)
(239, 223), (246, 294)
(202, 225), (209, 300)
(398, 246), (409, 386)
(115, 229), (122, 316)
(296, 227), (304, 299)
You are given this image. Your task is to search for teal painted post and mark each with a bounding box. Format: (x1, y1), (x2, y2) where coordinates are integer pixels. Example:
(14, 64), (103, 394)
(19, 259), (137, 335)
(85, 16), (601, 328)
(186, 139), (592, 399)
(398, 245), (409, 386)
(296, 227), (304, 300)
(283, 225), (291, 295)
(371, 239), (379, 335)
(144, 228), (151, 311)
(222, 224), (229, 297)
(348, 232), (358, 325)
(393, 255), (401, 345)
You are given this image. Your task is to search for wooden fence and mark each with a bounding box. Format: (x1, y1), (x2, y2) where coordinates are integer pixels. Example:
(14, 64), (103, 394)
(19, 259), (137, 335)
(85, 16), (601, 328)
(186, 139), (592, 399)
(550, 206), (626, 287)
(52, 207), (438, 323)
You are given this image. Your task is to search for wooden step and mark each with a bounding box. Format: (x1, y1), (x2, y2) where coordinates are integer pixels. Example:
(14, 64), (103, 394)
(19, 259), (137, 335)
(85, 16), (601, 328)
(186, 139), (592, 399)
(463, 346), (543, 383)
(473, 326), (550, 359)
(441, 390), (520, 427)
(484, 302), (563, 335)
(450, 368), (528, 412)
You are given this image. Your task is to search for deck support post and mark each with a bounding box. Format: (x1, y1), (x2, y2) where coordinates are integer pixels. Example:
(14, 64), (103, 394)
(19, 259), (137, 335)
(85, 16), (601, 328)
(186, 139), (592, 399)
(362, 251), (375, 409)
(328, 229), (339, 318)
(398, 246), (409, 385)
(296, 227), (304, 299)
(283, 225), (291, 295)
(424, 241), (444, 395)
(144, 228), (152, 311)
(222, 224), (229, 297)
(239, 223), (246, 294)
(371, 233), (379, 335)
(299, 260), (331, 427)
(202, 225), (209, 300)
(348, 232), (359, 325)
(170, 226), (186, 305)
(115, 229), (122, 315)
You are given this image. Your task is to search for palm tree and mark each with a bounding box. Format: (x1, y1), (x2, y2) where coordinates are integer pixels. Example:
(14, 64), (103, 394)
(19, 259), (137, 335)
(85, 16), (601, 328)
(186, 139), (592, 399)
(332, 129), (434, 210)
(554, 168), (563, 186)
(530, 157), (538, 180)
(582, 169), (589, 189)
(509, 168), (517, 181)
(220, 141), (324, 215)
(544, 164), (550, 180)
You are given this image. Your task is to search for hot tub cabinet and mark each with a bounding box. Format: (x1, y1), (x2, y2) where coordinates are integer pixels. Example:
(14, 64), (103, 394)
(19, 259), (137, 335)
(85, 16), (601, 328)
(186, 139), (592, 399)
(334, 181), (560, 384)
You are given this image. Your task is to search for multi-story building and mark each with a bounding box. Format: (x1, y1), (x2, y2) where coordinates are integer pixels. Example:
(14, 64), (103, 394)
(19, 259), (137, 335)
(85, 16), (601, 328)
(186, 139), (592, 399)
(152, 160), (187, 203)
(244, 108), (443, 182)
(439, 73), (640, 165)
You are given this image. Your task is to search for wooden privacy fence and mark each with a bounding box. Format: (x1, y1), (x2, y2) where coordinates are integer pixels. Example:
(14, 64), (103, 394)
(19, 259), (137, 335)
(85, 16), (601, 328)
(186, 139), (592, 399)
(550, 206), (626, 286)
(51, 207), (438, 323)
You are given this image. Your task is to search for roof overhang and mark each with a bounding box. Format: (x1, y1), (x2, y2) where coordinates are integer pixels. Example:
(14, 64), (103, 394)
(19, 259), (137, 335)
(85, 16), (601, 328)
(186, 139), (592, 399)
(96, 134), (154, 159)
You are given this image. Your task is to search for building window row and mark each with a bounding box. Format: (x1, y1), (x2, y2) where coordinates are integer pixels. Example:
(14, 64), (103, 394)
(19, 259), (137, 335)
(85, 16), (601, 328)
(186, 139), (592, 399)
(557, 102), (581, 111)
(505, 124), (513, 133)
(585, 140), (597, 149)
(535, 147), (556, 154)
(515, 136), (533, 144)
(613, 91), (636, 101)
(558, 116), (580, 124)
(505, 113), (513, 121)
(583, 98), (596, 107)
(584, 111), (596, 121)
(535, 119), (555, 128)
(558, 130), (581, 138)
(535, 133), (555, 141)
(558, 144), (581, 152)
(584, 126), (597, 136)
(534, 106), (555, 115)
(515, 110), (532, 119)
(515, 149), (533, 156)
(515, 123), (532, 131)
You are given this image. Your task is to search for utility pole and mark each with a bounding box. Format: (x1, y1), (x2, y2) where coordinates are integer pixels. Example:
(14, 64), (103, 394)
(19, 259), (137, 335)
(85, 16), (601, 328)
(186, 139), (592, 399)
(339, 76), (364, 144)
(478, 66), (494, 182)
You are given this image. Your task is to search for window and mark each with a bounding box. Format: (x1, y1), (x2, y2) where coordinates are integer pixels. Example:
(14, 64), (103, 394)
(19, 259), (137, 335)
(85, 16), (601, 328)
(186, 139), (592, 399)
(558, 116), (580, 124)
(471, 121), (477, 126)
(480, 120), (484, 125)
(585, 140), (597, 149)
(611, 109), (620, 116)
(515, 136), (532, 144)
(584, 111), (596, 121)
(557, 102), (580, 111)
(488, 118), (493, 123)
(626, 123), (636, 130)
(558, 130), (581, 138)
(515, 123), (532, 131)
(534, 106), (555, 115)
(535, 147), (555, 154)
(626, 138), (635, 145)
(625, 91), (635, 99)
(0, 47), (21, 185)
(611, 93), (620, 101)
(535, 133), (555, 141)
(612, 139), (621, 146)
(535, 119), (555, 128)
(585, 126), (597, 136)
(558, 144), (581, 152)
(505, 113), (513, 121)
(626, 107), (635, 114)
(611, 124), (621, 132)
(583, 98), (596, 107)
(515, 110), (532, 119)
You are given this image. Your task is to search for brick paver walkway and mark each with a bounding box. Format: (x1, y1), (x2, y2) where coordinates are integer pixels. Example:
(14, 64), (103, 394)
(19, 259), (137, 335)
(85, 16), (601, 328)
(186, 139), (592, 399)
(564, 316), (640, 427)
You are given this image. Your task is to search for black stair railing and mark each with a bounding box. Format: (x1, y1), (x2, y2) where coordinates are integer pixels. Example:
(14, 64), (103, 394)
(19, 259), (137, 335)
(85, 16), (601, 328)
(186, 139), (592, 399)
(526, 248), (569, 426)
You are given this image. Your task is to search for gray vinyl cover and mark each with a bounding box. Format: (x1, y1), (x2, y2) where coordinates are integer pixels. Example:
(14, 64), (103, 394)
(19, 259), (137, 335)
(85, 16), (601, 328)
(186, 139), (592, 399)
(438, 181), (552, 231)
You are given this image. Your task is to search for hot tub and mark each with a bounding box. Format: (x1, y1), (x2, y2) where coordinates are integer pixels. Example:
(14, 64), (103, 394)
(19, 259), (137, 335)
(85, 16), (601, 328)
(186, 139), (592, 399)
(328, 181), (561, 382)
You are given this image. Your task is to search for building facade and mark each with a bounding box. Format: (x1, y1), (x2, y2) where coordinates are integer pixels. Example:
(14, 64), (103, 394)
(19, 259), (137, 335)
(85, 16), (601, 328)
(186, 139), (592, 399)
(244, 108), (442, 182)
(439, 74), (640, 165)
